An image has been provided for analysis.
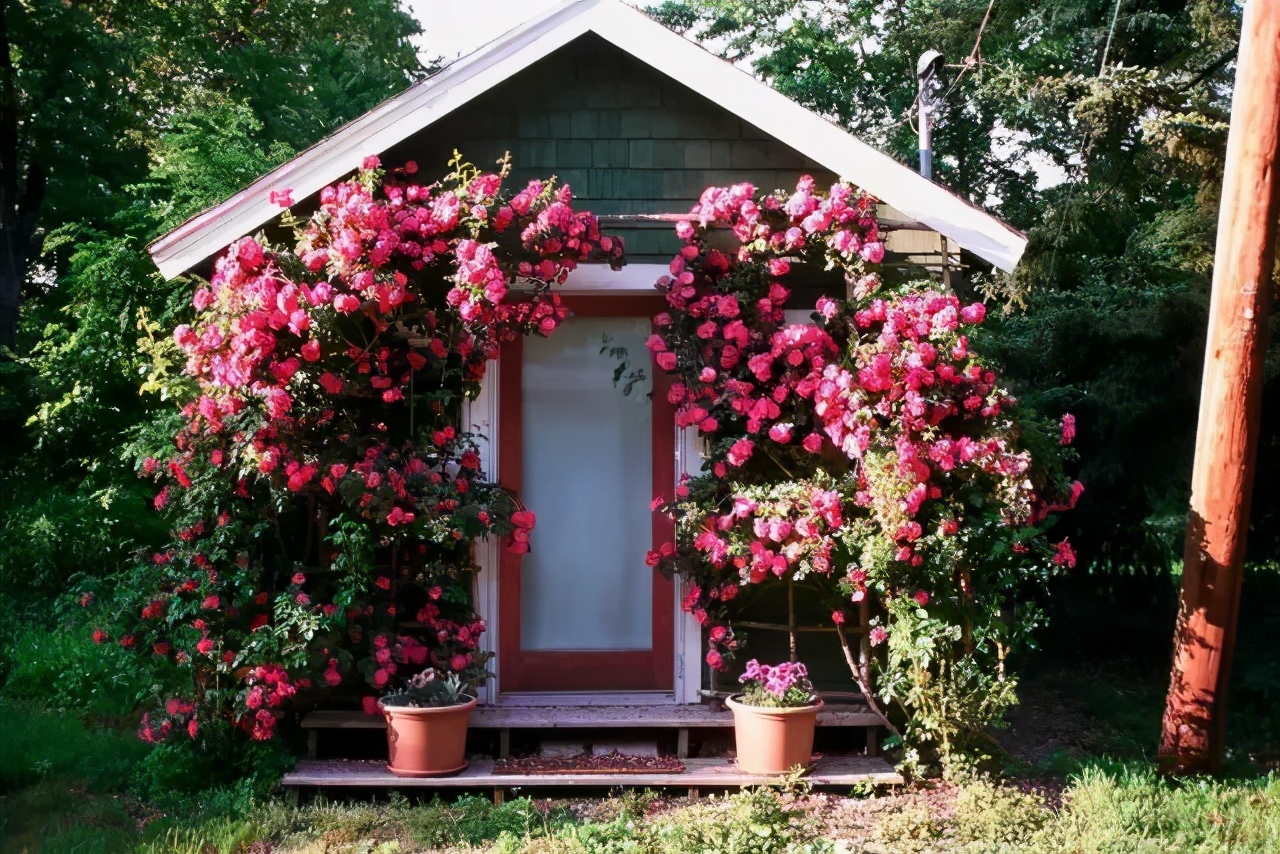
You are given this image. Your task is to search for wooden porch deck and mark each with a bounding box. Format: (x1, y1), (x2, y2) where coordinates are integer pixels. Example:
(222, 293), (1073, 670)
(300, 701), (887, 759)
(302, 701), (883, 731)
(283, 756), (904, 798)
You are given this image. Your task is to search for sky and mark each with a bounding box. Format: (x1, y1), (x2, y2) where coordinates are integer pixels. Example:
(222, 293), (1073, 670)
(406, 0), (576, 62)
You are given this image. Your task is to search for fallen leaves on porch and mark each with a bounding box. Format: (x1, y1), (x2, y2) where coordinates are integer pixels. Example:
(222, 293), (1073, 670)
(494, 751), (687, 775)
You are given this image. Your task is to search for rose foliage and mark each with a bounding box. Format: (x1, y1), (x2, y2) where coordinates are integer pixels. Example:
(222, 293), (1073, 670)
(103, 155), (622, 743)
(646, 177), (1081, 775)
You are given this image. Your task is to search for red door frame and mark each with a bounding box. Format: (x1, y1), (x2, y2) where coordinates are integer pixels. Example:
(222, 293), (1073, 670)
(497, 295), (675, 692)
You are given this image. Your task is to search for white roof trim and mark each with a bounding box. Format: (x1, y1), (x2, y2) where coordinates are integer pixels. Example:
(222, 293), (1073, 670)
(149, 0), (1026, 279)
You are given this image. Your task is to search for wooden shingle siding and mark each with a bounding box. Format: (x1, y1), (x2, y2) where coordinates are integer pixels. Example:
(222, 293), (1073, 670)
(385, 34), (837, 265)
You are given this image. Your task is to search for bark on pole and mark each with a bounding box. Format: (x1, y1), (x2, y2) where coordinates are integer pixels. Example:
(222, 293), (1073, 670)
(1158, 0), (1279, 775)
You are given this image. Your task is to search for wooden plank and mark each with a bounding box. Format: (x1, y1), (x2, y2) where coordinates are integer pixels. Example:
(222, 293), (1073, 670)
(300, 703), (884, 731)
(283, 756), (903, 788)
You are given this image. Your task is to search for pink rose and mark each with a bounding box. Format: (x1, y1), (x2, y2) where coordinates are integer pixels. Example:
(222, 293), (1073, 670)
(1060, 413), (1077, 445)
(960, 302), (986, 324)
(726, 438), (754, 467)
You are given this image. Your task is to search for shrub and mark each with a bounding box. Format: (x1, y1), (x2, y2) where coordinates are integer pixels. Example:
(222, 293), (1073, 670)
(130, 717), (295, 807)
(664, 786), (815, 854)
(0, 480), (157, 624)
(104, 154), (625, 744)
(648, 178), (1080, 775)
(952, 780), (1048, 847)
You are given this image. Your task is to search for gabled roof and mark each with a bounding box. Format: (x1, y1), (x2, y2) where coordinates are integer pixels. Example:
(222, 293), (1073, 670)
(148, 0), (1026, 279)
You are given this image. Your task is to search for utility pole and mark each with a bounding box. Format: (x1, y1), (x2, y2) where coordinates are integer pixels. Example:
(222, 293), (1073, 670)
(1159, 0), (1279, 775)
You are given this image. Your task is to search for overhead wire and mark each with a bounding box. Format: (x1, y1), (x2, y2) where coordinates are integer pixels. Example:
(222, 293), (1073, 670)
(1047, 0), (1126, 281)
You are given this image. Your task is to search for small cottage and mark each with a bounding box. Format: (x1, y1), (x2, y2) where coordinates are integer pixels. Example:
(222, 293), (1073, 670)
(150, 0), (1025, 716)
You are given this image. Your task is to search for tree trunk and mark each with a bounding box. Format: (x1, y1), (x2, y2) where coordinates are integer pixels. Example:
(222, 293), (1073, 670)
(0, 232), (28, 349)
(1158, 0), (1279, 775)
(0, 3), (44, 351)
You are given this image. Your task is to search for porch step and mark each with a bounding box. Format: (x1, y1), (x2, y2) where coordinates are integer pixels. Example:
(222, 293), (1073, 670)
(283, 756), (904, 798)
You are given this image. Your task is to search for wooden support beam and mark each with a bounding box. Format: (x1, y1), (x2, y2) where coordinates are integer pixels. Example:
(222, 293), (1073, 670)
(1159, 0), (1280, 775)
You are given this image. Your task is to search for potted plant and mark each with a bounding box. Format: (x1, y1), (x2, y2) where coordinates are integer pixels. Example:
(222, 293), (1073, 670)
(379, 669), (477, 777)
(725, 659), (823, 774)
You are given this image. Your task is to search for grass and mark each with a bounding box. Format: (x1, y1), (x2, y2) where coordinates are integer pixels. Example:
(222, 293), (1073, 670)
(0, 701), (150, 853)
(4, 749), (1279, 853)
(1043, 765), (1280, 852)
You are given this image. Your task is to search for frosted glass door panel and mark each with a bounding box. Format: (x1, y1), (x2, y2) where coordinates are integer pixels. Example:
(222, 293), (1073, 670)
(520, 316), (653, 651)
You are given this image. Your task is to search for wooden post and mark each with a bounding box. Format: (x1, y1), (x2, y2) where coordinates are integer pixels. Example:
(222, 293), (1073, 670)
(787, 577), (797, 663)
(1158, 0), (1279, 775)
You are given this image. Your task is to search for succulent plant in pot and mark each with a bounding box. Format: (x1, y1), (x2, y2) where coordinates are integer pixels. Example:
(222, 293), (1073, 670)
(379, 669), (478, 777)
(725, 659), (823, 774)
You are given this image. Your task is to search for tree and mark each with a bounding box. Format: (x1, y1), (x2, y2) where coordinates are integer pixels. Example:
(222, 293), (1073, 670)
(0, 0), (143, 349)
(0, 0), (423, 619)
(0, 0), (424, 350)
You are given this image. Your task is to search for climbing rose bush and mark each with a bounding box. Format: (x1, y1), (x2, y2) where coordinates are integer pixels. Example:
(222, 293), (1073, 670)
(108, 155), (622, 742)
(647, 177), (1081, 775)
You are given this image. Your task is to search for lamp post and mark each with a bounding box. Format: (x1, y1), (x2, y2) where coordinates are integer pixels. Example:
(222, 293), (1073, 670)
(916, 50), (945, 180)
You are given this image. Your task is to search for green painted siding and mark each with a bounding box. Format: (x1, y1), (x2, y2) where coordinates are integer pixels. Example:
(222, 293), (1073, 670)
(384, 33), (839, 266)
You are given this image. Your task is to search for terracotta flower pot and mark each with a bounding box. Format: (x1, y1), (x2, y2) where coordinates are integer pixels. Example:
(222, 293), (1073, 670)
(725, 694), (824, 775)
(379, 694), (477, 777)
